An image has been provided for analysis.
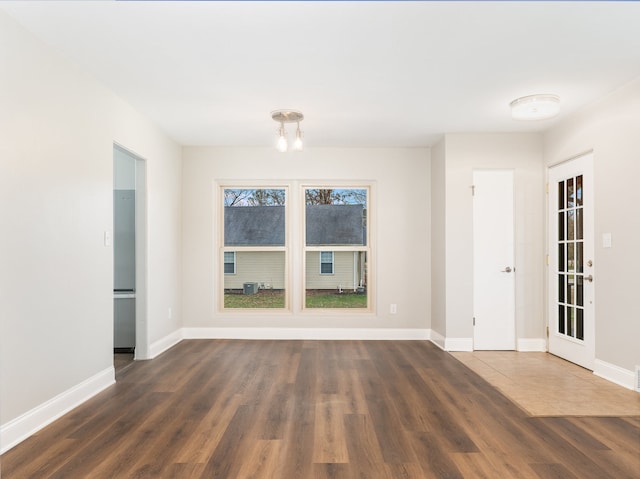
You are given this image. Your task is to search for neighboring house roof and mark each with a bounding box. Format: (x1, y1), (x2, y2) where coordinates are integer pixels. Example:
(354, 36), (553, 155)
(224, 204), (365, 246)
(305, 204), (365, 246)
(225, 206), (285, 246)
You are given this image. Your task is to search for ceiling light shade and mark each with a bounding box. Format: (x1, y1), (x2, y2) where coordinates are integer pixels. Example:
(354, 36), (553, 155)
(293, 124), (303, 151)
(277, 125), (288, 152)
(510, 94), (560, 120)
(272, 109), (304, 152)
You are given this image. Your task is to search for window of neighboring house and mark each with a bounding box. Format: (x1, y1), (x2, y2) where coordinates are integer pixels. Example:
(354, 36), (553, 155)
(224, 251), (236, 274)
(221, 187), (287, 309)
(304, 187), (370, 310)
(320, 251), (334, 274)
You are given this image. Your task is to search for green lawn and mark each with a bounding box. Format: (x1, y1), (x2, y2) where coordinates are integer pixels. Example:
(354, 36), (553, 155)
(223, 290), (367, 309)
(224, 290), (285, 308)
(305, 292), (367, 309)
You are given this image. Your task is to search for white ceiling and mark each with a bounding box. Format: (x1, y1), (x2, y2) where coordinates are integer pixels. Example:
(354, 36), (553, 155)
(3, 1), (640, 147)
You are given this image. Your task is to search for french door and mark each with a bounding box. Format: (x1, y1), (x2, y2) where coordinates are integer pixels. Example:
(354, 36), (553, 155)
(548, 153), (595, 370)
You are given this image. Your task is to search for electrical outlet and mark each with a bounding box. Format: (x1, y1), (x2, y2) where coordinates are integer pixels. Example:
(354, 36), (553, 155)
(390, 304), (397, 314)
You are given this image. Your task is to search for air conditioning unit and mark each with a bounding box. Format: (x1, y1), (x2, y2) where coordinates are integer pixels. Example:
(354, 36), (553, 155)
(243, 282), (259, 295)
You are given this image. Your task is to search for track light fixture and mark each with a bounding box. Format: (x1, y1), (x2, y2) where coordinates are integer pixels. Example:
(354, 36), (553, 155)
(271, 109), (304, 152)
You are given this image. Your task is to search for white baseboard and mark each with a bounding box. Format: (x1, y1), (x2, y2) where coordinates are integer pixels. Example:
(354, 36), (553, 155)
(517, 338), (547, 352)
(593, 359), (636, 391)
(182, 327), (430, 341)
(429, 330), (446, 350)
(148, 329), (184, 359)
(444, 337), (473, 351)
(0, 367), (115, 454)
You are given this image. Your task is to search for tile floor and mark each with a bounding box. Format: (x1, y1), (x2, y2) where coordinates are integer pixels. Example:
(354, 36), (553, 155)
(451, 351), (640, 416)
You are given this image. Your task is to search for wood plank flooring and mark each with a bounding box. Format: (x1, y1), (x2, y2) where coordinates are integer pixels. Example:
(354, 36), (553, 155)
(2, 340), (639, 478)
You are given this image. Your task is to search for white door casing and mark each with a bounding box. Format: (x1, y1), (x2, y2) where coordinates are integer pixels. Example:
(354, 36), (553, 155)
(473, 170), (516, 350)
(548, 153), (595, 370)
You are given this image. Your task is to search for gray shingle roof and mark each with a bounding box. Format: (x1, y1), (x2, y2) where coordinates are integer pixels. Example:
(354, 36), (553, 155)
(224, 204), (365, 246)
(305, 204), (365, 246)
(224, 206), (285, 246)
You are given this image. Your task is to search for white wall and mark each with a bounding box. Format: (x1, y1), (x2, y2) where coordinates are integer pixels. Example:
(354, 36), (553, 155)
(0, 10), (182, 438)
(544, 77), (640, 373)
(182, 147), (430, 331)
(438, 133), (545, 347)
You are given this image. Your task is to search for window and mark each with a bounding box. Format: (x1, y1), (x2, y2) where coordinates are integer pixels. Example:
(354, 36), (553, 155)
(304, 187), (370, 309)
(320, 251), (334, 274)
(224, 251), (236, 274)
(221, 187), (287, 309)
(218, 184), (372, 312)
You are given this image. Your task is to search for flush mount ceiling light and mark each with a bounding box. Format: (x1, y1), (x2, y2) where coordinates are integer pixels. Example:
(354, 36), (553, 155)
(510, 94), (560, 121)
(271, 109), (304, 152)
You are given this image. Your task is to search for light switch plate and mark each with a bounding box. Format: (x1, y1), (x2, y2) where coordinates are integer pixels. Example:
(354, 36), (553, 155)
(602, 233), (612, 248)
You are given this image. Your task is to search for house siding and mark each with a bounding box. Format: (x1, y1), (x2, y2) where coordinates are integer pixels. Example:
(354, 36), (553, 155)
(224, 251), (285, 290)
(305, 251), (359, 290)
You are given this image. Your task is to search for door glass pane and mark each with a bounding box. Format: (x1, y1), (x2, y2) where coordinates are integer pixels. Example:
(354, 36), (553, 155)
(576, 276), (583, 306)
(576, 175), (583, 206)
(567, 307), (575, 337)
(558, 181), (565, 210)
(577, 309), (584, 340)
(566, 178), (574, 208)
(558, 212), (565, 241)
(576, 208), (583, 240)
(567, 210), (575, 241)
(576, 242), (583, 273)
(558, 245), (565, 273)
(558, 274), (565, 302)
(567, 243), (574, 272)
(558, 305), (565, 334)
(567, 274), (575, 305)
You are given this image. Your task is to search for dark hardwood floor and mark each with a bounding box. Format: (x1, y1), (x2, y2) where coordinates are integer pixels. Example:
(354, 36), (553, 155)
(2, 340), (639, 478)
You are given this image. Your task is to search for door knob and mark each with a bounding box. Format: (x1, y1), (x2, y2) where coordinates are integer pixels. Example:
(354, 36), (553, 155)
(501, 266), (513, 273)
(584, 274), (593, 282)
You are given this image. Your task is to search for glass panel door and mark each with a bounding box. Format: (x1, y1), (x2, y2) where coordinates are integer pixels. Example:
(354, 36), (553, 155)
(548, 153), (594, 370)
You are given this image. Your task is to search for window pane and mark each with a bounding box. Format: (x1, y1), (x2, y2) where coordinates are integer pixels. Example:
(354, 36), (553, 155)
(305, 188), (367, 246)
(558, 274), (565, 303)
(305, 250), (367, 309)
(224, 189), (285, 247)
(224, 251), (285, 308)
(558, 181), (565, 210)
(558, 245), (565, 273)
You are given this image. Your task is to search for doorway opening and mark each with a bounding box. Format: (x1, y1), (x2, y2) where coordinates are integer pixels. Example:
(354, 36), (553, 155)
(113, 144), (148, 374)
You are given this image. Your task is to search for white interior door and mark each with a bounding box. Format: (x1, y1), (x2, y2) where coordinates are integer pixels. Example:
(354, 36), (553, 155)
(473, 170), (515, 350)
(548, 153), (595, 370)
